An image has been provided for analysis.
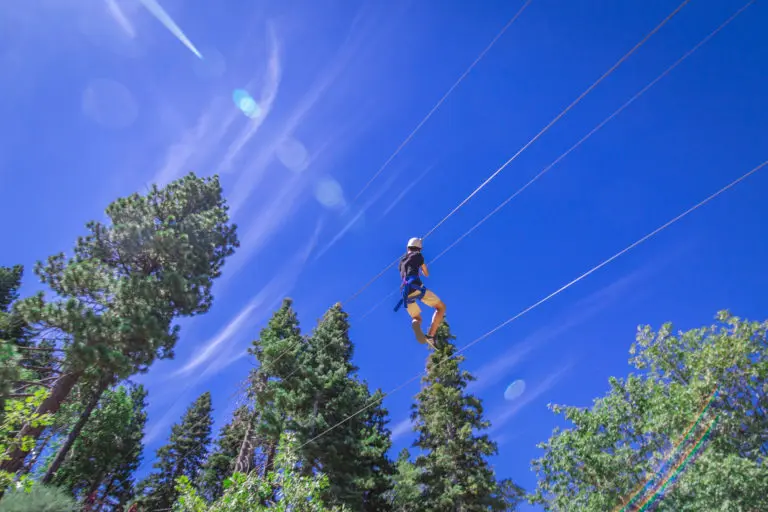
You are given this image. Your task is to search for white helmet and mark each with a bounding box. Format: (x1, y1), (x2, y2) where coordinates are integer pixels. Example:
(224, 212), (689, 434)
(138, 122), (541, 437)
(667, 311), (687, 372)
(407, 237), (423, 250)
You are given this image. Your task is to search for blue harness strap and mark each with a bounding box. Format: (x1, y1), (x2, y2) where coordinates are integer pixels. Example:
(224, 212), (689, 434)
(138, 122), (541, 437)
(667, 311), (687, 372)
(394, 275), (426, 312)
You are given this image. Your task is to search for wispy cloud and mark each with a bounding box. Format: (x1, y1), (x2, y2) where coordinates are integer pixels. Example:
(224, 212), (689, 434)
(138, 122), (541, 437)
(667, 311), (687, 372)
(172, 296), (261, 378)
(224, 52), (356, 217)
(487, 361), (574, 434)
(216, 24), (282, 176)
(391, 418), (415, 441)
(149, 29), (281, 188)
(173, 221), (321, 377)
(222, 173), (314, 281)
(466, 265), (653, 395)
(379, 163), (435, 219)
(105, 0), (136, 38)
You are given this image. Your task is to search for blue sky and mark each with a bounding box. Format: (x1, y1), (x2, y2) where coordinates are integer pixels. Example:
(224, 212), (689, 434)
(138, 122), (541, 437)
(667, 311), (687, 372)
(2, 0), (768, 507)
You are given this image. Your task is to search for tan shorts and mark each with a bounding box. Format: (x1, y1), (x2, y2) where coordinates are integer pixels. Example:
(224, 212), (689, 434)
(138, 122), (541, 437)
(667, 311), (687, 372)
(406, 289), (442, 319)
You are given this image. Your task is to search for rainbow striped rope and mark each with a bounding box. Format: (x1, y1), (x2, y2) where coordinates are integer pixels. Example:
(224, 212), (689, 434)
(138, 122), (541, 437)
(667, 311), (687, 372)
(634, 413), (719, 511)
(616, 386), (719, 512)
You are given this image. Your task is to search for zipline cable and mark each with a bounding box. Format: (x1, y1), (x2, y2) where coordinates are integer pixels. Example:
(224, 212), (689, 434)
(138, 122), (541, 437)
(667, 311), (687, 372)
(296, 157), (768, 452)
(343, 0), (692, 306)
(357, 0), (756, 320)
(351, 0), (534, 204)
(263, 0), (737, 373)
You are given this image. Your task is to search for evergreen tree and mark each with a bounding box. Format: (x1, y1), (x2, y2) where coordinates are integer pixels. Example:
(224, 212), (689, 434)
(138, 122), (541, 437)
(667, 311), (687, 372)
(1, 173), (238, 473)
(51, 384), (148, 508)
(354, 386), (394, 511)
(411, 322), (520, 511)
(198, 405), (251, 502)
(137, 391), (214, 511)
(0, 266), (23, 313)
(247, 298), (306, 476)
(390, 448), (422, 512)
(288, 303), (393, 511)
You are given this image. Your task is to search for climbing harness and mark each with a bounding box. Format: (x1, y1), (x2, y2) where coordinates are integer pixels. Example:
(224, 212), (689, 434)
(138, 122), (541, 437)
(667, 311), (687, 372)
(393, 275), (426, 312)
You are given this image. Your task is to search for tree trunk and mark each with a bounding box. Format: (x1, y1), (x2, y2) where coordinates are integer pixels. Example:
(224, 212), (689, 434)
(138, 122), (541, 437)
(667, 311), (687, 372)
(264, 439), (277, 476)
(0, 370), (83, 474)
(40, 376), (111, 484)
(234, 419), (254, 474)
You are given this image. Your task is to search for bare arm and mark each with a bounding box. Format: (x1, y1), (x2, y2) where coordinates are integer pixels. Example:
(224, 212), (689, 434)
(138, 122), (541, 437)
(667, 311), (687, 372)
(421, 263), (429, 277)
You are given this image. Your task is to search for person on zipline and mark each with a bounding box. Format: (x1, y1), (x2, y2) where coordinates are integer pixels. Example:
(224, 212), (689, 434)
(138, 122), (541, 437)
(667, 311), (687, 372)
(394, 237), (446, 349)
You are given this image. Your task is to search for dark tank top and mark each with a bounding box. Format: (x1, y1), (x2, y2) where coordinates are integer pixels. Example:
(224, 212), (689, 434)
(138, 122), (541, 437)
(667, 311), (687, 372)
(399, 250), (424, 286)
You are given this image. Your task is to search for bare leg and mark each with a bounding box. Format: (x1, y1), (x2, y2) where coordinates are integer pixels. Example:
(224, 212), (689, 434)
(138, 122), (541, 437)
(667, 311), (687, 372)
(427, 302), (446, 338)
(411, 315), (426, 344)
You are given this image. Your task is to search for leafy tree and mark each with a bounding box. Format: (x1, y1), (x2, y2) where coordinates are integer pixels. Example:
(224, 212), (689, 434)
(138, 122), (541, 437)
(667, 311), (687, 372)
(50, 384), (148, 508)
(137, 391), (214, 511)
(411, 322), (521, 511)
(287, 303), (393, 511)
(0, 266), (58, 413)
(174, 433), (345, 512)
(1, 173), (239, 473)
(531, 311), (768, 511)
(198, 406), (251, 502)
(0, 484), (77, 512)
(0, 390), (53, 491)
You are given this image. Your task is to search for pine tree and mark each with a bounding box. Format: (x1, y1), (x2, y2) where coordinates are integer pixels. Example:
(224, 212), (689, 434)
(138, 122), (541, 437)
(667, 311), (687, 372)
(51, 384), (148, 508)
(247, 298), (306, 475)
(1, 173), (238, 473)
(411, 322), (521, 511)
(390, 448), (422, 511)
(288, 303), (393, 511)
(198, 405), (252, 502)
(354, 386), (394, 511)
(137, 391), (214, 511)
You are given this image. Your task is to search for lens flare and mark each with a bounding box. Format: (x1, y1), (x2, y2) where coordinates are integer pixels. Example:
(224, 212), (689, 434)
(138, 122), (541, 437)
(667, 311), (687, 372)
(504, 380), (526, 401)
(276, 138), (309, 173)
(314, 178), (345, 209)
(232, 89), (261, 118)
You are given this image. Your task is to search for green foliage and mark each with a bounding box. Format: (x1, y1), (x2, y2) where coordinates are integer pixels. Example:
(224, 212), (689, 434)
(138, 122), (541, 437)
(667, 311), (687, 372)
(0, 389), (53, 488)
(410, 322), (521, 511)
(0, 173), (239, 473)
(174, 434), (344, 512)
(286, 303), (393, 511)
(198, 405), (252, 502)
(248, 298), (307, 473)
(0, 484), (77, 512)
(51, 384), (148, 506)
(137, 391), (213, 511)
(0, 265), (51, 410)
(389, 449), (422, 511)
(530, 311), (768, 511)
(16, 173), (239, 377)
(0, 266), (23, 313)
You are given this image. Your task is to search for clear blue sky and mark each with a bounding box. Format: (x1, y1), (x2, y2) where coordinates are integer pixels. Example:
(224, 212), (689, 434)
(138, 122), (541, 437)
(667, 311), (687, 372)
(2, 0), (767, 507)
